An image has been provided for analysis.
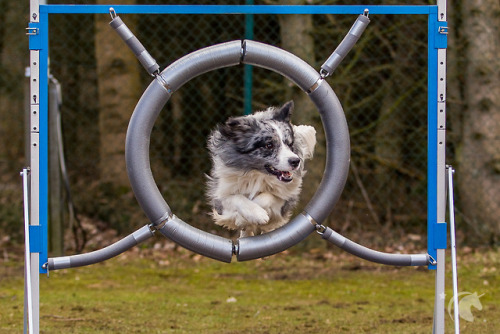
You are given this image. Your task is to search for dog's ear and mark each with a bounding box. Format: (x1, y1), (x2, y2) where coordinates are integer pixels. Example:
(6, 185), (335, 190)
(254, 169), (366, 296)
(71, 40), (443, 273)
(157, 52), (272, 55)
(219, 117), (252, 139)
(219, 118), (238, 138)
(293, 125), (316, 160)
(272, 101), (294, 123)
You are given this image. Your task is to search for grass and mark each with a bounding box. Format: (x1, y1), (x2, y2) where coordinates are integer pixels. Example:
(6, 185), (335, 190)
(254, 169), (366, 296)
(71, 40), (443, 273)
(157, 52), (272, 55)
(1, 244), (499, 333)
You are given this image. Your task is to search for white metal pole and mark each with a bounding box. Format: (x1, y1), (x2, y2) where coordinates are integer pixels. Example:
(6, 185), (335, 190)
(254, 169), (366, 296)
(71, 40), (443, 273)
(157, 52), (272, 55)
(22, 169), (34, 334)
(448, 167), (460, 333)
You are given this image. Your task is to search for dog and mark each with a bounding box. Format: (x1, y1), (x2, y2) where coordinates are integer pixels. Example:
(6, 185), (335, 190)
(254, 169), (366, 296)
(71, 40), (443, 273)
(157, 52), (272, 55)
(206, 101), (316, 237)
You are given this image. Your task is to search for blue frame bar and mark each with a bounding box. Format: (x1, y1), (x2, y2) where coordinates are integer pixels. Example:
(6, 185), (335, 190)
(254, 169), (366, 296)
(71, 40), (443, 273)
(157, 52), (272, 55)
(34, 4), (441, 273)
(41, 5), (436, 15)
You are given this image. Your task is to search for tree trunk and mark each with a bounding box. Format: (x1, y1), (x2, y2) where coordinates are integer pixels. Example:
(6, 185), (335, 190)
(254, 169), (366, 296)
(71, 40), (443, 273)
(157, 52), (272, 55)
(457, 0), (500, 243)
(278, 4), (324, 210)
(48, 79), (64, 255)
(0, 2), (26, 173)
(95, 0), (141, 187)
(373, 78), (404, 226)
(278, 2), (329, 250)
(373, 21), (418, 227)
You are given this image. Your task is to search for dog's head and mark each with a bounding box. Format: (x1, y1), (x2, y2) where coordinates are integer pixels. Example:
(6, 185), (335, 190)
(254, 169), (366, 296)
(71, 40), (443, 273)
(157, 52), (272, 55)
(212, 101), (314, 183)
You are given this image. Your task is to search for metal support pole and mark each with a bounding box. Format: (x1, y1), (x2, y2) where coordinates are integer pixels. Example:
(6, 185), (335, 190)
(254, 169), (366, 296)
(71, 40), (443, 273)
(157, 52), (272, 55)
(432, 1), (447, 332)
(28, 42), (41, 334)
(27, 0), (47, 333)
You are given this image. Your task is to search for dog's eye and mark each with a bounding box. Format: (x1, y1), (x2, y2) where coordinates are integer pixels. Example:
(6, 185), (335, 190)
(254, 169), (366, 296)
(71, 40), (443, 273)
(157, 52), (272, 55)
(265, 142), (274, 150)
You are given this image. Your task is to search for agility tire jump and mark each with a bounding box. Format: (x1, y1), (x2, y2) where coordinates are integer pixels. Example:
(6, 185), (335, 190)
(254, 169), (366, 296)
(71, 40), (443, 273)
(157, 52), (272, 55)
(126, 40), (350, 263)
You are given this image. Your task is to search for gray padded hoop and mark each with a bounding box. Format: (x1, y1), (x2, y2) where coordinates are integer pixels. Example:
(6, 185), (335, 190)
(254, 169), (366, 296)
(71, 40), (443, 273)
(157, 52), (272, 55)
(125, 40), (350, 263)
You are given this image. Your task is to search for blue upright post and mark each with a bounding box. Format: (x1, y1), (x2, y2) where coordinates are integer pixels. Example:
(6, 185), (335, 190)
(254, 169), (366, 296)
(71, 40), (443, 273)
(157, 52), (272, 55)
(28, 6), (49, 276)
(427, 10), (439, 271)
(427, 6), (448, 334)
(38, 9), (49, 275)
(427, 7), (448, 270)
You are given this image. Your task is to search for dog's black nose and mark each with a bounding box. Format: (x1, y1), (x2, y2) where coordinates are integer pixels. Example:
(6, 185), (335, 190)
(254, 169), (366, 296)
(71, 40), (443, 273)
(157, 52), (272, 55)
(288, 157), (300, 169)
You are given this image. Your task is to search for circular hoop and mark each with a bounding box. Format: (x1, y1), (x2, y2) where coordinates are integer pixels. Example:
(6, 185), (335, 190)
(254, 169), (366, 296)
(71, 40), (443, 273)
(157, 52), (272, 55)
(125, 40), (350, 263)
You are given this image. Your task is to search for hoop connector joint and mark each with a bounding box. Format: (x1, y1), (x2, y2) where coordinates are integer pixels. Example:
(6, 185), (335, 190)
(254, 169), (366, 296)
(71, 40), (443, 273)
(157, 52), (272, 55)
(306, 78), (324, 94)
(109, 7), (117, 20)
(301, 211), (326, 235)
(42, 262), (50, 277)
(155, 73), (173, 93)
(150, 217), (169, 231)
(315, 224), (327, 235)
(319, 69), (329, 80)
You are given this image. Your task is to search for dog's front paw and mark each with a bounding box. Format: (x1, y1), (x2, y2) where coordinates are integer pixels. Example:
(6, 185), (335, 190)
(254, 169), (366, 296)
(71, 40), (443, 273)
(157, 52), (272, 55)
(239, 205), (270, 226)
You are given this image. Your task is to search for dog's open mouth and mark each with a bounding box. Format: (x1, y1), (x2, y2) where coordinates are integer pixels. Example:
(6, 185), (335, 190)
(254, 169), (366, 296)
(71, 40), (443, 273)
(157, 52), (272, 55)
(265, 165), (293, 183)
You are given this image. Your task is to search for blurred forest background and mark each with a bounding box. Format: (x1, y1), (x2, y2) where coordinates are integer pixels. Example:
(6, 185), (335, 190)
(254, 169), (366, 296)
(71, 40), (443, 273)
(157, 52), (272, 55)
(0, 0), (498, 256)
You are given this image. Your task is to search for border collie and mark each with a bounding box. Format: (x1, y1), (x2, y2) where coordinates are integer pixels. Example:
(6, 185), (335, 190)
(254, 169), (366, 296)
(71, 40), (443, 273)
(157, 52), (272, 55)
(207, 101), (316, 237)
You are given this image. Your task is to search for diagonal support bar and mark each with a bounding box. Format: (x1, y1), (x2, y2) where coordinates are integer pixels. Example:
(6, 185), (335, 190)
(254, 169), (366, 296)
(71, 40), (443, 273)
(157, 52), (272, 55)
(321, 226), (430, 266)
